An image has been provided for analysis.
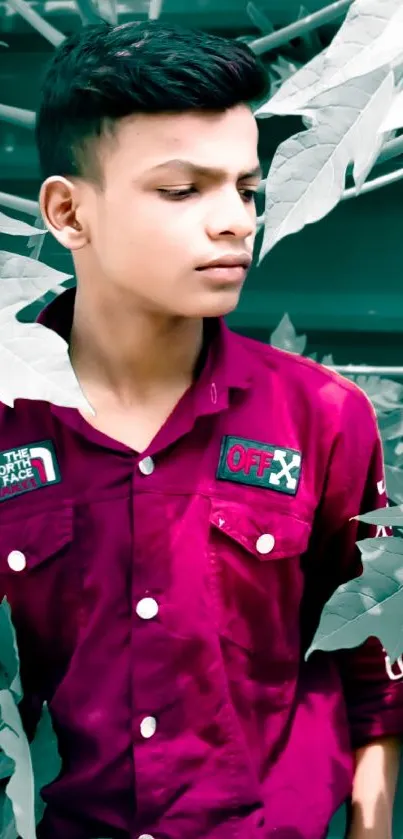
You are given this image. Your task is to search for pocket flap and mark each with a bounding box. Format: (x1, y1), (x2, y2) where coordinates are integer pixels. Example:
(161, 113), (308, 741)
(0, 505), (73, 573)
(210, 498), (311, 560)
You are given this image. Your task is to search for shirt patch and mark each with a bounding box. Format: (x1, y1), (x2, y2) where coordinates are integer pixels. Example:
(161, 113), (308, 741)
(0, 440), (61, 501)
(217, 436), (302, 496)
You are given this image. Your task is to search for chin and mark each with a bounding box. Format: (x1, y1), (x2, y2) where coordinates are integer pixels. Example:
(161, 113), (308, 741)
(184, 289), (242, 319)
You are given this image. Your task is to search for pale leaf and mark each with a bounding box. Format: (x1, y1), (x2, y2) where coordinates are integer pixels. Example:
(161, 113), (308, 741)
(259, 71), (394, 259)
(255, 50), (327, 118)
(0, 252), (69, 310)
(270, 314), (306, 355)
(0, 213), (46, 238)
(256, 0), (403, 118)
(0, 252), (94, 412)
(323, 0), (403, 90)
(379, 87), (403, 131)
(305, 536), (403, 664)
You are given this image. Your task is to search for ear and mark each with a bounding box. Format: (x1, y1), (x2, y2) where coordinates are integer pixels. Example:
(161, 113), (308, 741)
(38, 176), (89, 251)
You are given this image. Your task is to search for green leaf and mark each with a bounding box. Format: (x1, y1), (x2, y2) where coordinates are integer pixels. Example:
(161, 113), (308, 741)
(305, 536), (403, 664)
(353, 503), (403, 527)
(0, 753), (14, 780)
(351, 375), (403, 410)
(0, 598), (21, 701)
(0, 795), (18, 839)
(0, 689), (36, 839)
(270, 314), (307, 355)
(384, 465), (403, 505)
(31, 703), (61, 823)
(378, 408), (403, 440)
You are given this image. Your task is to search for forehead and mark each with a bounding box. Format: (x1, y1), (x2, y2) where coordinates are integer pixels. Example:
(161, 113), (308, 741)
(102, 105), (260, 180)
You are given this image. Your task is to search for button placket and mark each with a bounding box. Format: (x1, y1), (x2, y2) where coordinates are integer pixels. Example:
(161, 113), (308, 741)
(140, 716), (157, 739)
(136, 597), (159, 620)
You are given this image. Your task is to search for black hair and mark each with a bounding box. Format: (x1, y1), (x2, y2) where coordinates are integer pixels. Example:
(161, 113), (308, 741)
(35, 20), (269, 185)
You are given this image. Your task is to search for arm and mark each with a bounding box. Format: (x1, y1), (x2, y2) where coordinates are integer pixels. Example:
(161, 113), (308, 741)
(346, 735), (401, 839)
(334, 417), (403, 837)
(302, 384), (403, 837)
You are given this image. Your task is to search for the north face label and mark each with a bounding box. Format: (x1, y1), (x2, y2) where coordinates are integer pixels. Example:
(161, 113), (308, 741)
(217, 436), (302, 496)
(0, 440), (61, 501)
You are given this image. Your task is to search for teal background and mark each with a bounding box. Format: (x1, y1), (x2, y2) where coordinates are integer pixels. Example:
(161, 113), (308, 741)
(1, 2), (403, 837)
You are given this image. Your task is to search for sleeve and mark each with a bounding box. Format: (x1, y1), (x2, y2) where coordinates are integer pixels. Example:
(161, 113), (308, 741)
(302, 385), (403, 750)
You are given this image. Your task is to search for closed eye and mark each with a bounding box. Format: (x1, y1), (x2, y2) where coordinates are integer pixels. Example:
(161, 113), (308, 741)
(157, 187), (197, 200)
(157, 187), (257, 203)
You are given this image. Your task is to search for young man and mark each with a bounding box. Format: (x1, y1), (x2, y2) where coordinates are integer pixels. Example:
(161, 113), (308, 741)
(0, 19), (401, 839)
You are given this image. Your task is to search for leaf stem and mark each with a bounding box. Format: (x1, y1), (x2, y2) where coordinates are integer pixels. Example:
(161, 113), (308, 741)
(74, 0), (104, 23)
(0, 104), (35, 129)
(6, 0), (65, 47)
(0, 192), (39, 216)
(249, 0), (353, 56)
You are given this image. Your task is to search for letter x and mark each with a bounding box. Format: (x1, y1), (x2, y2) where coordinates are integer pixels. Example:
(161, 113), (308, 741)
(269, 450), (301, 490)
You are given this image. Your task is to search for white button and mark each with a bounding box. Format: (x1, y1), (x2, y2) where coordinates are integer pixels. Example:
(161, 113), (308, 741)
(256, 534), (275, 555)
(138, 835), (155, 839)
(138, 456), (155, 476)
(7, 551), (26, 572)
(140, 716), (157, 739)
(136, 598), (159, 620)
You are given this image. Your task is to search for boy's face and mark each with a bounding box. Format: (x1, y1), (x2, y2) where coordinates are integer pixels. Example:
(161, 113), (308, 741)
(48, 104), (260, 318)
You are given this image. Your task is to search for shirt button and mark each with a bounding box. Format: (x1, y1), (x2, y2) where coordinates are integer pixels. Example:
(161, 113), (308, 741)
(138, 456), (155, 476)
(140, 716), (157, 739)
(7, 551), (26, 572)
(136, 598), (159, 620)
(256, 533), (275, 555)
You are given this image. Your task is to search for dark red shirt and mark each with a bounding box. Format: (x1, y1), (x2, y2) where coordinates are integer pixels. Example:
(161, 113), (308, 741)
(0, 288), (402, 839)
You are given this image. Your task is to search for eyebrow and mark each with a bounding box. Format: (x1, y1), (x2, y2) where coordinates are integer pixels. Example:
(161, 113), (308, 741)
(147, 158), (263, 181)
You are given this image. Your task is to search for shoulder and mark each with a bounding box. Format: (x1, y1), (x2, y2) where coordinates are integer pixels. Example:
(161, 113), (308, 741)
(231, 330), (377, 427)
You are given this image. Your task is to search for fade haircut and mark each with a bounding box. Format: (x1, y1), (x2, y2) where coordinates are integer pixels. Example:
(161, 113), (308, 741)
(35, 20), (269, 187)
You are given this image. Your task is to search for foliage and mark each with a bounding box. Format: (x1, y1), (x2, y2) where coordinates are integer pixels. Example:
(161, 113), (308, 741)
(255, 0), (403, 262)
(0, 599), (61, 839)
(271, 315), (403, 664)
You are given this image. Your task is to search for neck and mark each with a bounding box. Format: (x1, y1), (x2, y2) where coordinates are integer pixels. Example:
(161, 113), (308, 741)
(69, 284), (204, 406)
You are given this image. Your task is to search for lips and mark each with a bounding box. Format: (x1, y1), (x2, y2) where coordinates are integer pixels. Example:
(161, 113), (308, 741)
(197, 255), (252, 271)
(196, 264), (249, 283)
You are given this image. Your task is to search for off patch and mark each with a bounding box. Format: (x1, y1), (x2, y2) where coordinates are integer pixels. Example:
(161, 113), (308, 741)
(217, 435), (302, 496)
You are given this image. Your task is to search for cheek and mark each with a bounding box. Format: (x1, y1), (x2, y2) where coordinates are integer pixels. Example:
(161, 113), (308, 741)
(96, 194), (198, 276)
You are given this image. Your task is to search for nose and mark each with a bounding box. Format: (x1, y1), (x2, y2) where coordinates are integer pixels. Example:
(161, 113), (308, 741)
(205, 189), (257, 241)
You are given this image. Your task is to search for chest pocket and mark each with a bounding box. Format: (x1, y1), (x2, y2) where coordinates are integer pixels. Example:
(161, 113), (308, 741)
(208, 498), (312, 658)
(0, 505), (81, 684)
